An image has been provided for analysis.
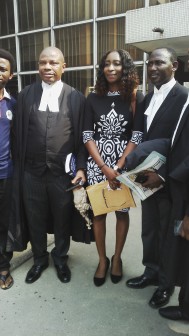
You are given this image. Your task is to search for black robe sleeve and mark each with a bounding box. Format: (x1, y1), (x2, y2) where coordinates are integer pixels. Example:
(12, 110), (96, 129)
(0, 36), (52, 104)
(70, 88), (88, 171)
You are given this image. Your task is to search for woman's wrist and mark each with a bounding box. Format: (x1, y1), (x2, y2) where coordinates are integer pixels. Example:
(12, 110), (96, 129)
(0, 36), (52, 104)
(117, 157), (125, 169)
(99, 163), (106, 169)
(114, 165), (122, 174)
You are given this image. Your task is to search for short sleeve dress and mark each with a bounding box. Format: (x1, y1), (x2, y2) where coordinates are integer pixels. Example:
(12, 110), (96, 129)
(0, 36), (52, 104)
(83, 91), (143, 185)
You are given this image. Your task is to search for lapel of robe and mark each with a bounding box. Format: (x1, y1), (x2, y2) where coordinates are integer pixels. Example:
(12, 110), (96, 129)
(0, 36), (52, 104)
(146, 84), (177, 137)
(33, 82), (43, 111)
(171, 103), (189, 150)
(22, 82), (43, 163)
(143, 92), (153, 140)
(25, 82), (42, 118)
(58, 82), (72, 114)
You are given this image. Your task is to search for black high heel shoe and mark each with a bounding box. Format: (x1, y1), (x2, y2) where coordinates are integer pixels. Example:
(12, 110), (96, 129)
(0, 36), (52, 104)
(110, 255), (123, 284)
(93, 257), (110, 287)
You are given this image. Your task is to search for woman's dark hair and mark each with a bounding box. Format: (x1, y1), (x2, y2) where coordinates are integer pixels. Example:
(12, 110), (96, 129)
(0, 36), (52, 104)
(0, 48), (15, 74)
(95, 49), (139, 102)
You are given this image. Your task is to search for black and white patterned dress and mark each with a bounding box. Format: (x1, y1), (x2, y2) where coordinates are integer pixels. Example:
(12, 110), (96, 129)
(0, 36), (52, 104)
(83, 91), (143, 185)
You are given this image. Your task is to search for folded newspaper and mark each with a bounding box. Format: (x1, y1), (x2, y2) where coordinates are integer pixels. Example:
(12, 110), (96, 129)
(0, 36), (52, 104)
(116, 151), (166, 201)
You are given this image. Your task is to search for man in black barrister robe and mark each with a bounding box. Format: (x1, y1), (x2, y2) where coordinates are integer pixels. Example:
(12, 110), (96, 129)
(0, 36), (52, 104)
(159, 95), (189, 321)
(15, 47), (86, 284)
(126, 48), (188, 309)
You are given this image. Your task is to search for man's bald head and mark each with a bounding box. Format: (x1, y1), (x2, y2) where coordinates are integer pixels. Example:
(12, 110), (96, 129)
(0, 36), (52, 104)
(38, 46), (66, 84)
(39, 47), (65, 63)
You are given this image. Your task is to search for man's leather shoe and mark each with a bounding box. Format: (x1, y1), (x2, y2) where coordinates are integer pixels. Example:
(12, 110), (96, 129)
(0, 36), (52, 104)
(55, 264), (71, 283)
(159, 306), (189, 321)
(25, 264), (48, 284)
(126, 274), (158, 289)
(149, 287), (174, 309)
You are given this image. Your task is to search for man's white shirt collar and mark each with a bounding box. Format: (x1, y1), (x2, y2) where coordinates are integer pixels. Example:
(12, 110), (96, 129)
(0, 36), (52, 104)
(39, 80), (63, 112)
(145, 78), (176, 131)
(153, 77), (176, 96)
(3, 88), (11, 100)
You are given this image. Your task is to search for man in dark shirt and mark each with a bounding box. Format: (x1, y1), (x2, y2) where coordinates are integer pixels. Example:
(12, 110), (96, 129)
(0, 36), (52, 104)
(0, 48), (16, 290)
(16, 46), (86, 284)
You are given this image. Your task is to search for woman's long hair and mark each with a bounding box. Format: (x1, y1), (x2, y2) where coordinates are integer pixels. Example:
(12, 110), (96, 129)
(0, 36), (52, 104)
(95, 49), (139, 102)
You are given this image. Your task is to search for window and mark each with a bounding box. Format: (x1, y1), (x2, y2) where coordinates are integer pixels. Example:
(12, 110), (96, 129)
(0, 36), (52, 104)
(55, 24), (93, 67)
(97, 18), (143, 63)
(21, 74), (40, 88)
(97, 0), (145, 17)
(0, 38), (16, 71)
(18, 0), (50, 32)
(0, 0), (15, 35)
(63, 69), (93, 96)
(20, 32), (50, 71)
(55, 0), (92, 25)
(6, 76), (18, 99)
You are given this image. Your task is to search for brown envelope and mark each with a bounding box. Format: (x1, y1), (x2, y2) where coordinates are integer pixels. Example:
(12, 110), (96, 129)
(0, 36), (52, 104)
(86, 181), (135, 216)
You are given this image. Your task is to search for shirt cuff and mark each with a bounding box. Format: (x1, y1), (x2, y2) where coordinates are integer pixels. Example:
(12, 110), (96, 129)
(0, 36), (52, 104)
(130, 131), (143, 145)
(83, 130), (94, 144)
(158, 174), (165, 183)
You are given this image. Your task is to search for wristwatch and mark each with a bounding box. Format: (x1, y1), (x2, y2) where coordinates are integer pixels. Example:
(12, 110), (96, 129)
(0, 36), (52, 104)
(114, 165), (122, 173)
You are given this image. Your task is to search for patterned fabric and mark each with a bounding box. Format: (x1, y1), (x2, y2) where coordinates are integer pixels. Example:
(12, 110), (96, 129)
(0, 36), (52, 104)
(130, 130), (143, 145)
(83, 130), (94, 144)
(83, 91), (144, 213)
(83, 92), (143, 185)
(83, 101), (128, 184)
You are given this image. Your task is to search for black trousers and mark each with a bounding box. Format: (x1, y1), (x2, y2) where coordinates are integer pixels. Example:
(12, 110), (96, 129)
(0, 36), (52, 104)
(141, 190), (171, 287)
(0, 178), (13, 272)
(178, 252), (189, 314)
(176, 238), (189, 312)
(162, 215), (189, 312)
(23, 170), (73, 266)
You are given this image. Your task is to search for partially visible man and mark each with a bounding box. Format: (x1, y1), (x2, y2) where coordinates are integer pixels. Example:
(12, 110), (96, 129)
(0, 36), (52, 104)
(16, 46), (86, 284)
(126, 48), (188, 308)
(0, 49), (16, 290)
(159, 93), (189, 321)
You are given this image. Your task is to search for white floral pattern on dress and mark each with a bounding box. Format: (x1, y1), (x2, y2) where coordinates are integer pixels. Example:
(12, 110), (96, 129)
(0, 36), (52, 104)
(84, 102), (129, 185)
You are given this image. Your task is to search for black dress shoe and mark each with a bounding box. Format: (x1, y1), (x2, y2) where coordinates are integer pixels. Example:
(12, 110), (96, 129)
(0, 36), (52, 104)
(126, 274), (158, 289)
(149, 287), (174, 309)
(55, 264), (71, 283)
(25, 264), (49, 284)
(159, 306), (189, 321)
(110, 256), (123, 284)
(93, 257), (110, 287)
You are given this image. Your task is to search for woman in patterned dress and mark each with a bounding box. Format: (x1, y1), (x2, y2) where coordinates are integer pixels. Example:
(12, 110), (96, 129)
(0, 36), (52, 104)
(83, 49), (144, 286)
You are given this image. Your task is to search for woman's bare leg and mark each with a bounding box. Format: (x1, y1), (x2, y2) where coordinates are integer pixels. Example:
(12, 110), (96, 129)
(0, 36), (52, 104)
(93, 214), (108, 278)
(111, 211), (129, 275)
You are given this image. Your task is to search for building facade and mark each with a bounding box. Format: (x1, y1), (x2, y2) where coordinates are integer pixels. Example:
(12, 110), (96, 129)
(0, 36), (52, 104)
(0, 0), (181, 97)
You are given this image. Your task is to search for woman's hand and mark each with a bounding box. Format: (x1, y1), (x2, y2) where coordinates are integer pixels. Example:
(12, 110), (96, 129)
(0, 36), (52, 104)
(101, 165), (120, 189)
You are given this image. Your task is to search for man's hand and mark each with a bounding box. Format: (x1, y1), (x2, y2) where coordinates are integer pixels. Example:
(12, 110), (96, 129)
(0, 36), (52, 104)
(72, 169), (86, 185)
(180, 215), (189, 241)
(142, 171), (163, 189)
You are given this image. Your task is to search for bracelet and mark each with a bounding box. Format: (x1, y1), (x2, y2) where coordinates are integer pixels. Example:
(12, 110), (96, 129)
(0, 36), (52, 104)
(99, 163), (106, 169)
